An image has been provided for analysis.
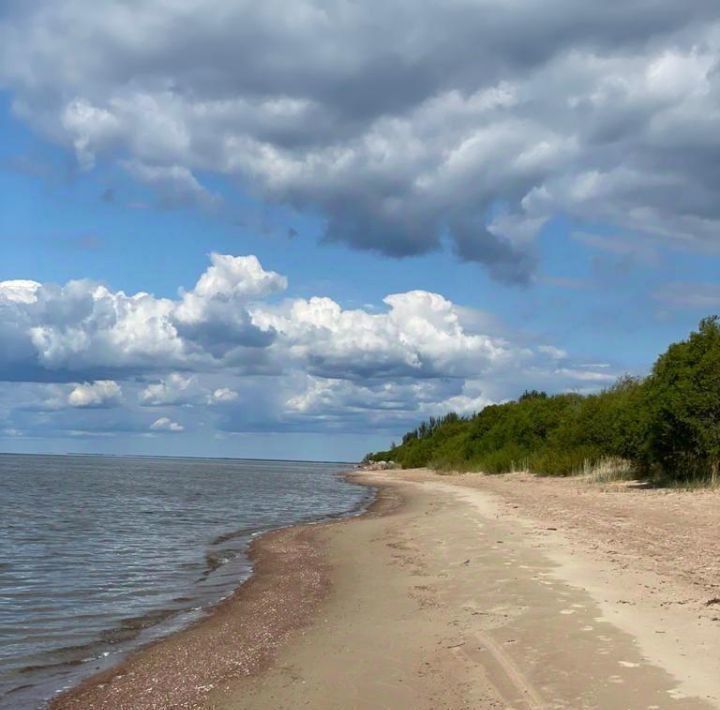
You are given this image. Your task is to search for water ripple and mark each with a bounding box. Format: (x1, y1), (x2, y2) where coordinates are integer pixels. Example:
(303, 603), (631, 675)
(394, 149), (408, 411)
(0, 454), (366, 709)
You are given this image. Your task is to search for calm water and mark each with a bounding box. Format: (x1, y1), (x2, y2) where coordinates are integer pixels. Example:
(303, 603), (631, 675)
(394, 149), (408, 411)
(0, 454), (369, 709)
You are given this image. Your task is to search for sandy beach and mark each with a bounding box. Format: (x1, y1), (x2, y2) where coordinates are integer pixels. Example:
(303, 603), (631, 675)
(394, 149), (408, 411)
(54, 469), (720, 709)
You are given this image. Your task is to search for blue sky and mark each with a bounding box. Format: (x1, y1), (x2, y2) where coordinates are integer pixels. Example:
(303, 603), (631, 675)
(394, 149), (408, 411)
(2, 1), (720, 460)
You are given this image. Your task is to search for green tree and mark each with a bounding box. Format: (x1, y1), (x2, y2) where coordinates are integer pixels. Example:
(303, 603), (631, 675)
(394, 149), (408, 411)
(644, 316), (720, 481)
(364, 316), (720, 484)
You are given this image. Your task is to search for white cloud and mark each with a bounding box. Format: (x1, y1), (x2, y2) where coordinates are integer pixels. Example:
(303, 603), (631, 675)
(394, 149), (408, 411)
(150, 416), (184, 432)
(23, 281), (183, 373)
(252, 289), (516, 380)
(537, 345), (567, 360)
(67, 380), (122, 408)
(209, 387), (239, 404)
(0, 280), (41, 304)
(0, 253), (600, 393)
(192, 253), (287, 301)
(175, 253), (286, 328)
(0, 253), (281, 379)
(553, 367), (617, 383)
(3, 2), (720, 280)
(31, 380), (123, 411)
(1, 253), (527, 384)
(140, 373), (197, 406)
(0, 253), (617, 438)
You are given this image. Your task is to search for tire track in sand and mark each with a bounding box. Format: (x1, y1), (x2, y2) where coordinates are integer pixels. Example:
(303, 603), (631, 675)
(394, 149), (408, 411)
(454, 630), (546, 709)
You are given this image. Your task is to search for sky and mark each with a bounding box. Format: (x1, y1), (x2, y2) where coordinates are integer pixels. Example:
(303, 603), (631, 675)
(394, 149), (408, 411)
(2, 1), (720, 461)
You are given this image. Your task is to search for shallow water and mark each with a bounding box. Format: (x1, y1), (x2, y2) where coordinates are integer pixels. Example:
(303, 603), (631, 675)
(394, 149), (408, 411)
(0, 454), (369, 709)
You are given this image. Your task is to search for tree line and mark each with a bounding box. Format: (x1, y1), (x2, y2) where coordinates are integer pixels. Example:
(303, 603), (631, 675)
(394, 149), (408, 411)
(365, 317), (720, 484)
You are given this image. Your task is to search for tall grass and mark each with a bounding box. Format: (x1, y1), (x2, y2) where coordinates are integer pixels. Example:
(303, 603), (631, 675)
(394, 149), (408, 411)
(582, 457), (636, 484)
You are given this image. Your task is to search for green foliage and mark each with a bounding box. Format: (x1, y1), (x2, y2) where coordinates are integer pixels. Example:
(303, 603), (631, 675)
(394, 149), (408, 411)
(642, 316), (720, 482)
(365, 317), (720, 484)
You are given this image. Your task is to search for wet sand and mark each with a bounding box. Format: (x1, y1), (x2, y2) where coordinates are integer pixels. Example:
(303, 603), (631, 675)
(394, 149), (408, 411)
(50, 484), (398, 710)
(55, 469), (720, 709)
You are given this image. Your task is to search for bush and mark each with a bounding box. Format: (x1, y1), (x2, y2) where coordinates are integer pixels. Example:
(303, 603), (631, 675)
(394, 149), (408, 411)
(366, 318), (720, 484)
(642, 316), (720, 482)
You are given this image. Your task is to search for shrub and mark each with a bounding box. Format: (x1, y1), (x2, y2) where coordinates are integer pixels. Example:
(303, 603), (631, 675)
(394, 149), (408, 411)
(643, 317), (720, 482)
(365, 318), (720, 484)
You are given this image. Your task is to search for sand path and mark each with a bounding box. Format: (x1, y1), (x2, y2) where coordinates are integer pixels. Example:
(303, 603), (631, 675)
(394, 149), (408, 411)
(211, 470), (720, 710)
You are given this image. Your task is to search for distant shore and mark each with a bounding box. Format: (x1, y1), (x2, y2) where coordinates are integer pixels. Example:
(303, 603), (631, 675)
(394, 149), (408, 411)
(55, 469), (720, 709)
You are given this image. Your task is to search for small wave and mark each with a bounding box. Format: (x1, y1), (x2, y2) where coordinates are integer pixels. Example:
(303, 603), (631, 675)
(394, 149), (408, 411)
(19, 657), (85, 674)
(99, 608), (179, 645)
(202, 549), (238, 578)
(210, 525), (264, 546)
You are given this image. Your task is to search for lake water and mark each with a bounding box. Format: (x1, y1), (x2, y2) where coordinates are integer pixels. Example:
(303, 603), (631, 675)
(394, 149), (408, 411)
(0, 454), (370, 709)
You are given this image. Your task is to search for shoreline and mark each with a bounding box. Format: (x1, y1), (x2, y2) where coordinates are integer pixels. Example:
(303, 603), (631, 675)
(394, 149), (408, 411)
(213, 468), (720, 709)
(50, 471), (388, 710)
(53, 467), (720, 709)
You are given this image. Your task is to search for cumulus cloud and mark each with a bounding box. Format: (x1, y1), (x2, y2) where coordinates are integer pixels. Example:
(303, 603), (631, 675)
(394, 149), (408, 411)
(252, 290), (517, 380)
(3, 1), (720, 281)
(0, 253), (611, 389)
(0, 280), (41, 304)
(174, 253), (285, 354)
(0, 253), (620, 438)
(67, 380), (122, 408)
(209, 387), (239, 404)
(284, 375), (493, 425)
(0, 253), (279, 380)
(140, 373), (198, 406)
(140, 374), (241, 407)
(0, 253), (528, 385)
(150, 416), (184, 432)
(0, 277), (182, 380)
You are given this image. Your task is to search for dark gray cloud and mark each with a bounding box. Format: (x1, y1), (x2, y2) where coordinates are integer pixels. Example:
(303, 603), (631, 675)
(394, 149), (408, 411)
(3, 1), (720, 280)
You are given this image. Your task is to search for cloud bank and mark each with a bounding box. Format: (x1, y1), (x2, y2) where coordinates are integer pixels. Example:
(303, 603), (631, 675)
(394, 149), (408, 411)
(0, 253), (613, 439)
(3, 1), (720, 281)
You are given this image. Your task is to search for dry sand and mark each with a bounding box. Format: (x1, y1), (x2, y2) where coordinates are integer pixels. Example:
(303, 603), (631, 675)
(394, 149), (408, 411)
(55, 468), (720, 710)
